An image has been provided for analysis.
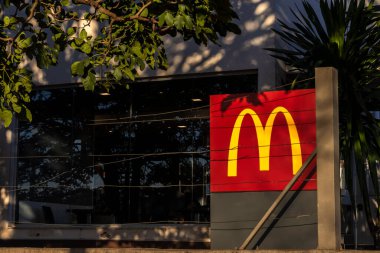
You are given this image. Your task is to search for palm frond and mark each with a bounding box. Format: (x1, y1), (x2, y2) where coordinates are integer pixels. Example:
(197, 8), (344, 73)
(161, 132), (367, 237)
(268, 0), (380, 246)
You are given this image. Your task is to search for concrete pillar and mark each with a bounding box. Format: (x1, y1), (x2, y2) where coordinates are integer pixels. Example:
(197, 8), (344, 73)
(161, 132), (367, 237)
(0, 119), (17, 232)
(315, 67), (341, 249)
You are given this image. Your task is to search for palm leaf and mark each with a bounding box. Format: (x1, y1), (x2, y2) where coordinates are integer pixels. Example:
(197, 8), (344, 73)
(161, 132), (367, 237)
(268, 0), (380, 246)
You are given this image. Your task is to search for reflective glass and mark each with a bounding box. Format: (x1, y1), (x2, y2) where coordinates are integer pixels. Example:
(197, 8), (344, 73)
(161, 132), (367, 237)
(16, 73), (257, 224)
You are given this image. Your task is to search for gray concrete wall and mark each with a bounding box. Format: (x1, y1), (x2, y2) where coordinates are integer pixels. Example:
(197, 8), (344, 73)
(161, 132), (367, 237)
(0, 224), (209, 244)
(211, 191), (317, 249)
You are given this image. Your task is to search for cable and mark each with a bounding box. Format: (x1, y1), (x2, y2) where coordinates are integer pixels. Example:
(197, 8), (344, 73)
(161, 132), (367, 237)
(19, 82), (315, 128)
(90, 77), (315, 123)
(0, 139), (316, 159)
(11, 141), (316, 191)
(13, 220), (211, 226)
(11, 85), (317, 196)
(90, 90), (316, 125)
(273, 77), (315, 90)
(13, 212), (317, 227)
(13, 177), (316, 191)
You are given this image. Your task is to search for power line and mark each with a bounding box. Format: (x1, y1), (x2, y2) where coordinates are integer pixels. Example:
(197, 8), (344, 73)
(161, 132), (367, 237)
(20, 82), (315, 127)
(7, 141), (316, 160)
(10, 83), (317, 198)
(13, 178), (316, 191)
(90, 90), (316, 125)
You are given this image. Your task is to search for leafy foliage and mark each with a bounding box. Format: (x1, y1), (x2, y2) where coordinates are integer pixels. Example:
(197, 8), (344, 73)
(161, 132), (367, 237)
(268, 0), (380, 245)
(0, 0), (240, 127)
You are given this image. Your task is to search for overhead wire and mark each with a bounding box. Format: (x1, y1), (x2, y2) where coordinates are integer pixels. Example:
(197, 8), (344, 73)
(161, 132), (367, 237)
(0, 138), (316, 159)
(13, 178), (316, 191)
(91, 89), (316, 125)
(7, 77), (317, 208)
(13, 211), (317, 226)
(17, 77), (315, 128)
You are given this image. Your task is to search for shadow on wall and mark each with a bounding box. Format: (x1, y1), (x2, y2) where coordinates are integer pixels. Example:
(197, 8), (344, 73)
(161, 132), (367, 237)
(4, 223), (210, 249)
(144, 0), (278, 89)
(28, 0), (283, 88)
(145, 0), (319, 88)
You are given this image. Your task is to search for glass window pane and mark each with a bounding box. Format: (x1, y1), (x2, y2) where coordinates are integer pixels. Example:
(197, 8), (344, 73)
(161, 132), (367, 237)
(17, 72), (257, 224)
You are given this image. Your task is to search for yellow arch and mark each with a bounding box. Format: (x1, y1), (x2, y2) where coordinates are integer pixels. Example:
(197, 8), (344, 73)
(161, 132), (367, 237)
(227, 106), (302, 177)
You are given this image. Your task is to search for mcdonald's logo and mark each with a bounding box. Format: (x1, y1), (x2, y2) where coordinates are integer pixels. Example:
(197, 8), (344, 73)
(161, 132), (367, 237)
(210, 89), (316, 192)
(228, 106), (302, 177)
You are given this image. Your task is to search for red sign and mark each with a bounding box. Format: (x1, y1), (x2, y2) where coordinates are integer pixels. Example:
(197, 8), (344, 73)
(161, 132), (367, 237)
(210, 89), (316, 192)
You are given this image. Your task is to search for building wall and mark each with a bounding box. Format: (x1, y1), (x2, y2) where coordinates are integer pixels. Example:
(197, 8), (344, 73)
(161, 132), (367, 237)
(0, 0), (315, 242)
(28, 0), (320, 90)
(2, 0), (374, 249)
(211, 191), (317, 249)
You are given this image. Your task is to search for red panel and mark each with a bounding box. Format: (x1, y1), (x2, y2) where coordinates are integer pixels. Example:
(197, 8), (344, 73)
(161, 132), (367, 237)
(210, 89), (316, 192)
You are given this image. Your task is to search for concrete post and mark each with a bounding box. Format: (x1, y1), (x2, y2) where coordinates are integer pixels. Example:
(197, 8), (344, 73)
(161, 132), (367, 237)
(0, 119), (17, 234)
(315, 67), (341, 249)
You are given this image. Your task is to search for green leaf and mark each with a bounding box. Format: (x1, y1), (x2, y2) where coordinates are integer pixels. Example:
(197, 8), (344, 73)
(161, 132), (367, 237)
(113, 68), (123, 81)
(9, 17), (17, 25)
(83, 72), (96, 91)
(52, 33), (62, 42)
(99, 13), (109, 21)
(141, 8), (149, 18)
(131, 42), (144, 59)
(119, 44), (127, 52)
(71, 61), (84, 76)
(21, 94), (30, 103)
(80, 29), (88, 40)
(67, 27), (76, 36)
(3, 16), (10, 27)
(123, 68), (135, 81)
(136, 57), (145, 71)
(81, 42), (92, 54)
(4, 85), (10, 95)
(165, 12), (174, 26)
(174, 15), (186, 30)
(61, 0), (70, 6)
(17, 37), (33, 49)
(178, 4), (186, 13)
(74, 38), (84, 46)
(10, 95), (18, 103)
(12, 103), (22, 114)
(158, 12), (167, 26)
(0, 109), (13, 127)
(184, 15), (193, 29)
(25, 107), (32, 122)
(196, 13), (206, 26)
(22, 82), (32, 93)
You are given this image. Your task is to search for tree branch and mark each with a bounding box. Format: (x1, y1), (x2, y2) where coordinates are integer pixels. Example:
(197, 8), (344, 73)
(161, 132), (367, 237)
(25, 0), (39, 23)
(130, 1), (153, 19)
(74, 0), (157, 24)
(74, 0), (124, 22)
(0, 37), (13, 42)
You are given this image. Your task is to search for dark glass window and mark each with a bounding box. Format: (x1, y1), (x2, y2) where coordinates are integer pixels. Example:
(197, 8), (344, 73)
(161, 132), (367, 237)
(16, 72), (257, 224)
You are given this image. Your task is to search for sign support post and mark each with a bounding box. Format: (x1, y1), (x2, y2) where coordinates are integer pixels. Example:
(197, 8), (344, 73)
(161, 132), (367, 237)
(315, 67), (341, 249)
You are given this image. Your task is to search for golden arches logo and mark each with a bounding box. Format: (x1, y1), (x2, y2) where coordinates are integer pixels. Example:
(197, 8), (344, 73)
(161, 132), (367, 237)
(228, 106), (302, 177)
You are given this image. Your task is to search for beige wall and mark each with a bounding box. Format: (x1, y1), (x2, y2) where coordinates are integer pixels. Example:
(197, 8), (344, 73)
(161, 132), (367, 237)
(29, 0), (321, 90)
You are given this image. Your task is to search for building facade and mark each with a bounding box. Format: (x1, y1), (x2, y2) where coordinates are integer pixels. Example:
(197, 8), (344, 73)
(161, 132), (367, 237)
(0, 0), (374, 249)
